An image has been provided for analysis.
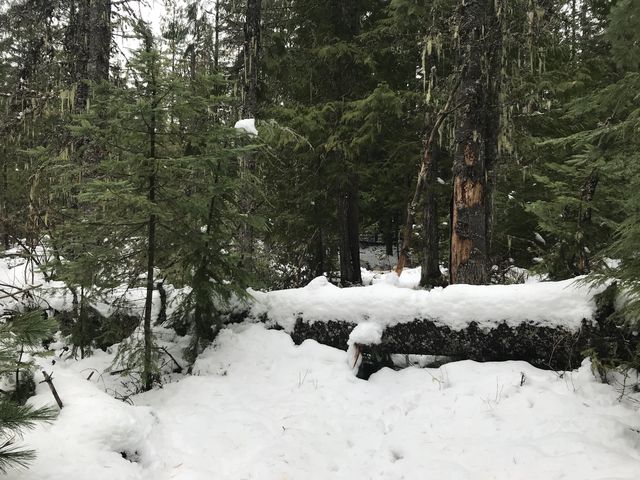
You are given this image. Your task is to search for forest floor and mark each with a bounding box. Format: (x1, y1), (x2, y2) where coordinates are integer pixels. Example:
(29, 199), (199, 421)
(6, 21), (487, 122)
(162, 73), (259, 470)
(2, 250), (640, 479)
(6, 323), (640, 480)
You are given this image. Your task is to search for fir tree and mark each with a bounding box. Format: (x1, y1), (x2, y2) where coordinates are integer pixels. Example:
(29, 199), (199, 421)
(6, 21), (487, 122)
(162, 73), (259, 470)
(0, 309), (57, 472)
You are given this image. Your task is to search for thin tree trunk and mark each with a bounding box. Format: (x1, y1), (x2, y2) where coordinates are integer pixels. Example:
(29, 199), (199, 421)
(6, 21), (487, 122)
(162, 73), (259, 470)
(239, 0), (262, 254)
(193, 191), (223, 349)
(338, 175), (362, 286)
(1, 148), (9, 249)
(420, 143), (443, 287)
(576, 168), (599, 274)
(334, 0), (362, 286)
(142, 34), (157, 392)
(73, 0), (90, 112)
(483, 1), (502, 262)
(396, 74), (462, 278)
(214, 0), (220, 70)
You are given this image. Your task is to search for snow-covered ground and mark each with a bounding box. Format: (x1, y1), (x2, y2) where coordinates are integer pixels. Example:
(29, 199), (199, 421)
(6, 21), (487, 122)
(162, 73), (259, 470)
(9, 324), (640, 480)
(2, 249), (639, 479)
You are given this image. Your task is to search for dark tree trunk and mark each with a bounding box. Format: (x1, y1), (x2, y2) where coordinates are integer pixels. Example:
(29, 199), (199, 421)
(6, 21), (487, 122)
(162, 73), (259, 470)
(484, 2), (502, 260)
(420, 144), (443, 287)
(239, 0), (262, 254)
(450, 0), (492, 285)
(1, 148), (9, 249)
(332, 0), (362, 286)
(72, 0), (90, 112)
(155, 281), (167, 326)
(241, 0), (261, 120)
(214, 0), (220, 70)
(192, 193), (223, 351)
(142, 33), (157, 392)
(312, 201), (326, 278)
(576, 168), (599, 273)
(338, 176), (362, 286)
(68, 0), (110, 119)
(382, 217), (394, 256)
(88, 0), (110, 82)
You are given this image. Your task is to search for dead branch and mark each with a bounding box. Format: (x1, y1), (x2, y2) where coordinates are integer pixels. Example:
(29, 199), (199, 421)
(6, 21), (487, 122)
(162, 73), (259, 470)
(395, 71), (465, 276)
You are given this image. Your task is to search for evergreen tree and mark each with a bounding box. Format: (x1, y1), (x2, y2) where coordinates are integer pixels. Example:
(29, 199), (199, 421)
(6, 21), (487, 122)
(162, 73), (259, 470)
(0, 309), (57, 472)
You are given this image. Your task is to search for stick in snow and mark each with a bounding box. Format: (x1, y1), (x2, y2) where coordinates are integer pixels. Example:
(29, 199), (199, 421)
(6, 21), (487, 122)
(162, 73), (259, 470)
(41, 370), (64, 409)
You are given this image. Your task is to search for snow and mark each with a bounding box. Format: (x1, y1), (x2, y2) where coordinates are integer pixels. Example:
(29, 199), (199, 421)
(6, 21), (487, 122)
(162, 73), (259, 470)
(234, 118), (258, 136)
(15, 366), (155, 480)
(9, 324), (640, 480)
(534, 232), (547, 244)
(348, 321), (383, 346)
(248, 276), (603, 333)
(3, 248), (637, 479)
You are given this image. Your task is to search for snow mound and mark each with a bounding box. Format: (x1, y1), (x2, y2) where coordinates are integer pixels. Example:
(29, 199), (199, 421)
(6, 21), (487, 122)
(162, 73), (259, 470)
(348, 321), (383, 346)
(12, 367), (156, 480)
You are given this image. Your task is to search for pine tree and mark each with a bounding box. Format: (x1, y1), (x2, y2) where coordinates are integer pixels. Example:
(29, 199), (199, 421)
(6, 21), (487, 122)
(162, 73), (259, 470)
(0, 309), (57, 472)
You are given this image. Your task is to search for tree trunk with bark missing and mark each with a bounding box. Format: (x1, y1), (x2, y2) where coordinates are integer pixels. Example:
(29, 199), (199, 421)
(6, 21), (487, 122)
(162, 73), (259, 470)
(450, 0), (491, 285)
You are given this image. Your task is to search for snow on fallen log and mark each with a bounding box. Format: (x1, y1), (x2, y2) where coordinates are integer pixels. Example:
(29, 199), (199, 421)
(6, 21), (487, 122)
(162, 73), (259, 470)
(243, 277), (635, 371)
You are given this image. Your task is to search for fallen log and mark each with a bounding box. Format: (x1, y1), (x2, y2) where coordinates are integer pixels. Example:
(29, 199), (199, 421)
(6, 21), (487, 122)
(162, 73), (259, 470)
(289, 318), (605, 372)
(242, 282), (637, 374)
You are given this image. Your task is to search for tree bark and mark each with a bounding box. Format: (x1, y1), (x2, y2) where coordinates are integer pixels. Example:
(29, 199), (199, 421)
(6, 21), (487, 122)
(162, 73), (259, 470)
(338, 175), (362, 286)
(88, 0), (110, 82)
(239, 0), (262, 254)
(1, 147), (9, 249)
(450, 0), (491, 285)
(71, 0), (90, 112)
(287, 315), (634, 373)
(484, 1), (502, 260)
(241, 0), (261, 120)
(420, 143), (443, 287)
(332, 0), (362, 286)
(576, 168), (599, 273)
(142, 33), (157, 392)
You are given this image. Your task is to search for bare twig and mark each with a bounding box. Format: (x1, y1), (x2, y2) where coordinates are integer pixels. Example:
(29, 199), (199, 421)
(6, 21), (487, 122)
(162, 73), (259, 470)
(160, 346), (183, 373)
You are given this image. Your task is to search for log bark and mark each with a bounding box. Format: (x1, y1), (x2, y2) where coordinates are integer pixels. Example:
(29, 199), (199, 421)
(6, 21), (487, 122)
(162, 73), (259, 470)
(287, 316), (635, 373)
